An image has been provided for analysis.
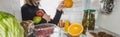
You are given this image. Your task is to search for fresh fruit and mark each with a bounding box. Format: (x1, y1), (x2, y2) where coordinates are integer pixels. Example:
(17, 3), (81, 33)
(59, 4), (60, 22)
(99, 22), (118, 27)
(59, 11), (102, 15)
(33, 16), (42, 24)
(58, 20), (65, 28)
(0, 11), (24, 37)
(36, 10), (44, 17)
(64, 20), (70, 32)
(64, 0), (73, 8)
(68, 23), (83, 36)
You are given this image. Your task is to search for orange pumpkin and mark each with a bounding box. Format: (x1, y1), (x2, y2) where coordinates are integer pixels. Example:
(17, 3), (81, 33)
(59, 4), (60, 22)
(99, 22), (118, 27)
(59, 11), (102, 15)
(64, 0), (73, 8)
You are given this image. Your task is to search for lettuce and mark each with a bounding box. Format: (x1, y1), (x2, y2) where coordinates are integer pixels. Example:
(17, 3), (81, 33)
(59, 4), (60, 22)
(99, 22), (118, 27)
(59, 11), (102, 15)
(0, 11), (24, 37)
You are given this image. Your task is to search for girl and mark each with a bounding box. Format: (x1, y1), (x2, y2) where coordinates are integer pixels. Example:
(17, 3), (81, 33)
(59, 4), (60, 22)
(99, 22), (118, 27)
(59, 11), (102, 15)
(21, 0), (65, 25)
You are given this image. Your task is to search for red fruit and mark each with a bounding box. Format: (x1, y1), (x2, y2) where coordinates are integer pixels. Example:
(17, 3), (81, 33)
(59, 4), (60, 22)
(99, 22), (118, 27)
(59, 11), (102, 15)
(36, 10), (44, 17)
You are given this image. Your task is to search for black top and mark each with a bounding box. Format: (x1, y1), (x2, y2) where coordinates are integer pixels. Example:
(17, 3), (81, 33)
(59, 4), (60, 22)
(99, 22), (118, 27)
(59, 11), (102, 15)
(21, 4), (62, 25)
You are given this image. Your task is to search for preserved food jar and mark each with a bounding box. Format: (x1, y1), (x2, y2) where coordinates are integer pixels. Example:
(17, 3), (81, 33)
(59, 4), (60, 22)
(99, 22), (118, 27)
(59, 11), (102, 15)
(82, 9), (96, 34)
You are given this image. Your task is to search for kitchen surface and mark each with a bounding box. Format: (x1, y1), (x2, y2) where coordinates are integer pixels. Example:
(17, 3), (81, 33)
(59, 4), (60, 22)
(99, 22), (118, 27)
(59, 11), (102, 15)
(0, 0), (120, 37)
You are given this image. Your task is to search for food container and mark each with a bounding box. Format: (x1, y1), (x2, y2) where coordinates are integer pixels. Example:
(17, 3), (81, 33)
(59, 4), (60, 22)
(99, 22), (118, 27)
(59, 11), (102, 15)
(82, 9), (96, 34)
(34, 23), (56, 37)
(20, 20), (34, 37)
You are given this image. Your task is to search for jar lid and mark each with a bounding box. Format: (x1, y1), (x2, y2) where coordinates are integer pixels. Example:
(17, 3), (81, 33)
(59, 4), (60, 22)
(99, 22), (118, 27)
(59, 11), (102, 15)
(84, 9), (96, 13)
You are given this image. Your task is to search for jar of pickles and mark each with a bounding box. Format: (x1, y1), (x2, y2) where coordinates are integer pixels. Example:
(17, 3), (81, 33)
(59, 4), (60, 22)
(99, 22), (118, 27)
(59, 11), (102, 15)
(82, 9), (96, 34)
(89, 9), (96, 30)
(82, 10), (89, 34)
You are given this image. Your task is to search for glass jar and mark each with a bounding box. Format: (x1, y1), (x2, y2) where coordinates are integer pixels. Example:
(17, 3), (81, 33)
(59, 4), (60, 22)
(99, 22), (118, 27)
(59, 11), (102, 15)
(82, 10), (89, 34)
(82, 9), (96, 34)
(88, 10), (95, 30)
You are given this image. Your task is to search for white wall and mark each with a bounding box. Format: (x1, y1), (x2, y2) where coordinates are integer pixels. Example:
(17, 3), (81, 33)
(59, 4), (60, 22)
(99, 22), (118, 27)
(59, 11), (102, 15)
(0, 0), (22, 22)
(61, 0), (99, 24)
(96, 0), (120, 35)
(60, 0), (84, 23)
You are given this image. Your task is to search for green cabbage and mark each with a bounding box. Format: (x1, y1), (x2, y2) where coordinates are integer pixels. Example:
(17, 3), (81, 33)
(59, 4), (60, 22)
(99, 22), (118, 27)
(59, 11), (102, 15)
(0, 11), (24, 37)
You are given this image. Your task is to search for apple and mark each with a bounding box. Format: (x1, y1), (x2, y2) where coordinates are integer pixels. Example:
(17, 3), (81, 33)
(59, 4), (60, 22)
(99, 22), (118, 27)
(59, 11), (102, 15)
(36, 10), (44, 17)
(33, 16), (42, 25)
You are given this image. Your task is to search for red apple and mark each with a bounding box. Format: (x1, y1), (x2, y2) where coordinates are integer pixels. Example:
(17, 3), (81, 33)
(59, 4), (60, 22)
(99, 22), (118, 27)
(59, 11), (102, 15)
(36, 10), (44, 17)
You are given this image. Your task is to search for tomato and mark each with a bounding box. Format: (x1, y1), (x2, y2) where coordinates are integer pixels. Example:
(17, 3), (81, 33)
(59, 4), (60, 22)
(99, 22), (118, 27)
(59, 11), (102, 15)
(36, 10), (44, 17)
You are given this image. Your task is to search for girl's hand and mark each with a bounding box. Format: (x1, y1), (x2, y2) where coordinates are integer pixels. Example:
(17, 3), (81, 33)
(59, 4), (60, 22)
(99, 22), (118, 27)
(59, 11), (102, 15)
(42, 14), (51, 22)
(57, 1), (65, 11)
